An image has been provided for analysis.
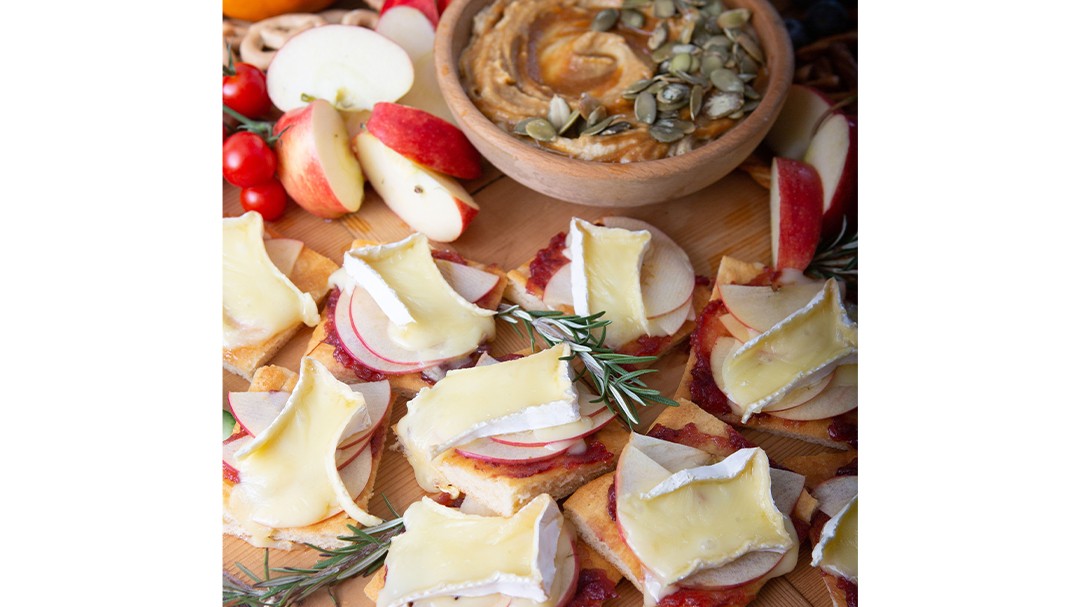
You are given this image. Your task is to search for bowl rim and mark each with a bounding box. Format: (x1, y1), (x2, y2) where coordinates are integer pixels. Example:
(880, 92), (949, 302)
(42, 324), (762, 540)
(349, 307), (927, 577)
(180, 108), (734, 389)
(434, 0), (794, 176)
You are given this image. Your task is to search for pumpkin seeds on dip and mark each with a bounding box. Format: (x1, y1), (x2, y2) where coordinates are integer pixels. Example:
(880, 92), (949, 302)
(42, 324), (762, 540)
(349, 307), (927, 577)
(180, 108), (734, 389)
(458, 0), (767, 162)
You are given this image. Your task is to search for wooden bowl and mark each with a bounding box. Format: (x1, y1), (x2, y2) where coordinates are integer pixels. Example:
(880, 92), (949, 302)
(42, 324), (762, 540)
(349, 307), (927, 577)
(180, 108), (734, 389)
(434, 0), (793, 207)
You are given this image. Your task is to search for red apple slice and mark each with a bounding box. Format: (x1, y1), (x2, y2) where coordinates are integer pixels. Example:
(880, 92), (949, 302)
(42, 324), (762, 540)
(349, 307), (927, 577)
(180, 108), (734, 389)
(376, 6), (436, 61)
(274, 99), (365, 219)
(436, 260), (500, 304)
(803, 113), (857, 241)
(379, 0), (439, 28)
(398, 51), (458, 126)
(340, 444), (374, 500)
(764, 84), (835, 160)
(717, 312), (757, 343)
(333, 287), (431, 374)
(338, 380), (393, 447)
(266, 25), (414, 113)
(227, 391), (291, 437)
(770, 157), (823, 271)
(541, 264), (573, 308)
(601, 217), (694, 319)
(347, 283), (458, 366)
(767, 374), (857, 421)
(354, 130), (480, 242)
(647, 297), (692, 336)
(488, 389), (613, 447)
(718, 282), (825, 332)
(455, 437), (576, 463)
(769, 468), (806, 516)
(262, 238), (303, 275)
(366, 103), (483, 179)
(223, 434), (252, 482)
(812, 475), (858, 517)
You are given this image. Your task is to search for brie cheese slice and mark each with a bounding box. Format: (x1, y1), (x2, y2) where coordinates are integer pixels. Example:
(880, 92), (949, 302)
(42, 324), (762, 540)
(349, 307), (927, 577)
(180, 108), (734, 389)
(223, 212), (319, 348)
(812, 495), (858, 583)
(228, 357), (381, 537)
(343, 234), (496, 360)
(378, 495), (563, 607)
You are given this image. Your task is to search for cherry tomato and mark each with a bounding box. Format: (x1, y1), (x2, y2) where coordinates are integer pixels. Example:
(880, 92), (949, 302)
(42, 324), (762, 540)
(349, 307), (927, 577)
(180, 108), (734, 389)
(223, 132), (277, 187)
(240, 180), (288, 221)
(223, 63), (271, 119)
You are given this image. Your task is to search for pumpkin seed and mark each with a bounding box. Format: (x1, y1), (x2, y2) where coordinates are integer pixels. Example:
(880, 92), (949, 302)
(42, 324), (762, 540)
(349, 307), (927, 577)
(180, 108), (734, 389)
(716, 8), (749, 29)
(700, 53), (725, 76)
(622, 0), (651, 8)
(703, 0), (724, 17)
(599, 121), (633, 135)
(647, 23), (668, 50)
(657, 99), (688, 112)
(559, 109), (582, 134)
(649, 122), (685, 143)
(709, 67), (743, 93)
(666, 117), (696, 133)
(689, 54), (701, 72)
(658, 82), (689, 104)
(651, 42), (675, 63)
(743, 85), (760, 100)
(672, 136), (695, 156)
(704, 35), (732, 50)
(703, 91), (742, 118)
(578, 94), (600, 118)
(727, 110), (744, 120)
(525, 118), (558, 142)
(740, 98), (759, 113)
(670, 52), (692, 74)
(624, 78), (655, 96)
(635, 91), (658, 124)
(591, 8), (619, 31)
(513, 117), (540, 135)
(672, 69), (708, 87)
(737, 51), (759, 75)
(672, 43), (701, 55)
(646, 80), (668, 94)
(735, 33), (763, 63)
(654, 0), (676, 17)
(586, 105), (608, 127)
(737, 72), (756, 82)
(581, 115), (616, 136)
(689, 84), (703, 120)
(621, 9), (645, 28)
(680, 18), (695, 43)
(548, 96), (571, 131)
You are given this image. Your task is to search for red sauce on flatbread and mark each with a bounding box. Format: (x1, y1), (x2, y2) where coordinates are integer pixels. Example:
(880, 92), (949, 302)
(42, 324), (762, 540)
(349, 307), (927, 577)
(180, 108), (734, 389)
(567, 568), (619, 607)
(460, 435), (613, 478)
(323, 288), (388, 383)
(687, 300), (732, 416)
(526, 232), (570, 295)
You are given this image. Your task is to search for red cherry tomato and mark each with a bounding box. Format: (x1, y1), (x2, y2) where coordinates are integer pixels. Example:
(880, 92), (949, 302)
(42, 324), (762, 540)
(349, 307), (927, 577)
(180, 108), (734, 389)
(240, 180), (288, 221)
(223, 132), (277, 187)
(223, 63), (271, 119)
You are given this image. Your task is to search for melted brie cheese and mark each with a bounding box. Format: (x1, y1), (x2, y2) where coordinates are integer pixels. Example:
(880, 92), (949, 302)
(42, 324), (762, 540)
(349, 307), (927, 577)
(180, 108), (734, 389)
(228, 357), (380, 541)
(616, 436), (793, 595)
(568, 218), (651, 347)
(344, 234), (495, 360)
(378, 495), (563, 607)
(812, 495), (858, 583)
(721, 279), (857, 421)
(396, 344), (579, 491)
(222, 212), (319, 348)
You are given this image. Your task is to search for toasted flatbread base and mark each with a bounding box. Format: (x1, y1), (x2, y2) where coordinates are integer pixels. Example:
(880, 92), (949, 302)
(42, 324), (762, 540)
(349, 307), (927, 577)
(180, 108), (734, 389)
(304, 239), (507, 396)
(673, 256), (857, 450)
(222, 364), (397, 550)
(563, 400), (815, 605)
(223, 241), (338, 381)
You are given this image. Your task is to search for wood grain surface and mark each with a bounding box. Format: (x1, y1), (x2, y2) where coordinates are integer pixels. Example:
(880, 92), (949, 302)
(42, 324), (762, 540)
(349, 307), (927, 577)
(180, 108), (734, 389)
(222, 163), (839, 607)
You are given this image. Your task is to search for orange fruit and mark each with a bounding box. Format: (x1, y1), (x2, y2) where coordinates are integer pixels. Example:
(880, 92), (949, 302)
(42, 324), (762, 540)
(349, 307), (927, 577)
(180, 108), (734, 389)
(223, 0), (338, 23)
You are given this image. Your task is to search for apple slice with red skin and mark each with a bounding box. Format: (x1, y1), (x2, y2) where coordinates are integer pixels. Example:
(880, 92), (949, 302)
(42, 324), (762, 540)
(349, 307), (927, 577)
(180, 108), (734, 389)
(379, 0), (439, 28)
(348, 283), (460, 367)
(717, 312), (757, 343)
(803, 113), (857, 241)
(763, 84), (835, 160)
(455, 437), (577, 464)
(263, 238), (303, 275)
(266, 25), (414, 113)
(436, 260), (500, 304)
(333, 288), (431, 374)
(718, 281), (826, 333)
(542, 264), (573, 308)
(227, 391), (290, 437)
(274, 99), (365, 219)
(377, 6), (436, 62)
(354, 130), (480, 242)
(366, 103), (483, 180)
(490, 397), (615, 447)
(770, 157), (823, 272)
(812, 475), (858, 517)
(223, 433), (252, 482)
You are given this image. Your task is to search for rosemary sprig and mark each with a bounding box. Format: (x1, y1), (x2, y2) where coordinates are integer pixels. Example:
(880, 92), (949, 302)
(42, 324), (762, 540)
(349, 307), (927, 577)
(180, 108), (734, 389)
(223, 515), (404, 607)
(496, 304), (677, 426)
(806, 217), (857, 295)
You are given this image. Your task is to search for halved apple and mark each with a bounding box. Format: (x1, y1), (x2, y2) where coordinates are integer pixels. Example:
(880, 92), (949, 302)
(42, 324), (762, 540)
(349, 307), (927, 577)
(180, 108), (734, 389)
(375, 6), (436, 62)
(379, 0), (439, 28)
(354, 130), (479, 242)
(266, 25), (414, 113)
(274, 99), (365, 219)
(366, 102), (483, 179)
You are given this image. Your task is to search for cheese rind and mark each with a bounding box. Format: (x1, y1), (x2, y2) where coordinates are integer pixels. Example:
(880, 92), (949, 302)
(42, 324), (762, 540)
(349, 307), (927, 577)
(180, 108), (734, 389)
(344, 233), (496, 360)
(568, 218), (652, 347)
(396, 344), (580, 492)
(616, 436), (794, 594)
(228, 357), (380, 537)
(378, 495), (563, 607)
(721, 279), (858, 422)
(222, 212), (319, 348)
(812, 495), (858, 583)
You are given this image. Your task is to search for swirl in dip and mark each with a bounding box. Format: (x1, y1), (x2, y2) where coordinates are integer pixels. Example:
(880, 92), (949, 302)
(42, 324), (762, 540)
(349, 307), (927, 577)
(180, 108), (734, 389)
(459, 0), (761, 163)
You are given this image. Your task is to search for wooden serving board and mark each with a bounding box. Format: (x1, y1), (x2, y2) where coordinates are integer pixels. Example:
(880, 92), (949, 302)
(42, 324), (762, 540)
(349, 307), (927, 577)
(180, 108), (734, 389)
(222, 163), (838, 607)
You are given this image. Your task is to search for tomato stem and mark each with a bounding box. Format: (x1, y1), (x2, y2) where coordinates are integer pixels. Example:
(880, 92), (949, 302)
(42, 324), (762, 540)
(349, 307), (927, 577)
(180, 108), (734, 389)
(222, 104), (283, 144)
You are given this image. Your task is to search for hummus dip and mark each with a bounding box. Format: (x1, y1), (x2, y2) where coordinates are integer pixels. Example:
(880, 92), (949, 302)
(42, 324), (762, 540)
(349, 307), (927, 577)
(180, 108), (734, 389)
(459, 0), (761, 163)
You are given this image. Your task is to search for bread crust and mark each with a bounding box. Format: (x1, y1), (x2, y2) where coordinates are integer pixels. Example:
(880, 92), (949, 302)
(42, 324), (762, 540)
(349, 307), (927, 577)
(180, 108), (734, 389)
(222, 365), (398, 550)
(673, 256), (857, 450)
(223, 241), (338, 381)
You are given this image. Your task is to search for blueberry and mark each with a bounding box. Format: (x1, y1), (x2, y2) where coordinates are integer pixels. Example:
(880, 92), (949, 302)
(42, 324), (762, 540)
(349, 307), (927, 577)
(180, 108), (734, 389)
(783, 17), (811, 49)
(804, 0), (850, 38)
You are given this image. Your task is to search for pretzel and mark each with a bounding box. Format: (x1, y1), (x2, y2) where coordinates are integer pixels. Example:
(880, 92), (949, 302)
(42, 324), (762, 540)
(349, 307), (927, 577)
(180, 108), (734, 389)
(240, 13), (328, 70)
(341, 9), (380, 29)
(222, 19), (250, 65)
